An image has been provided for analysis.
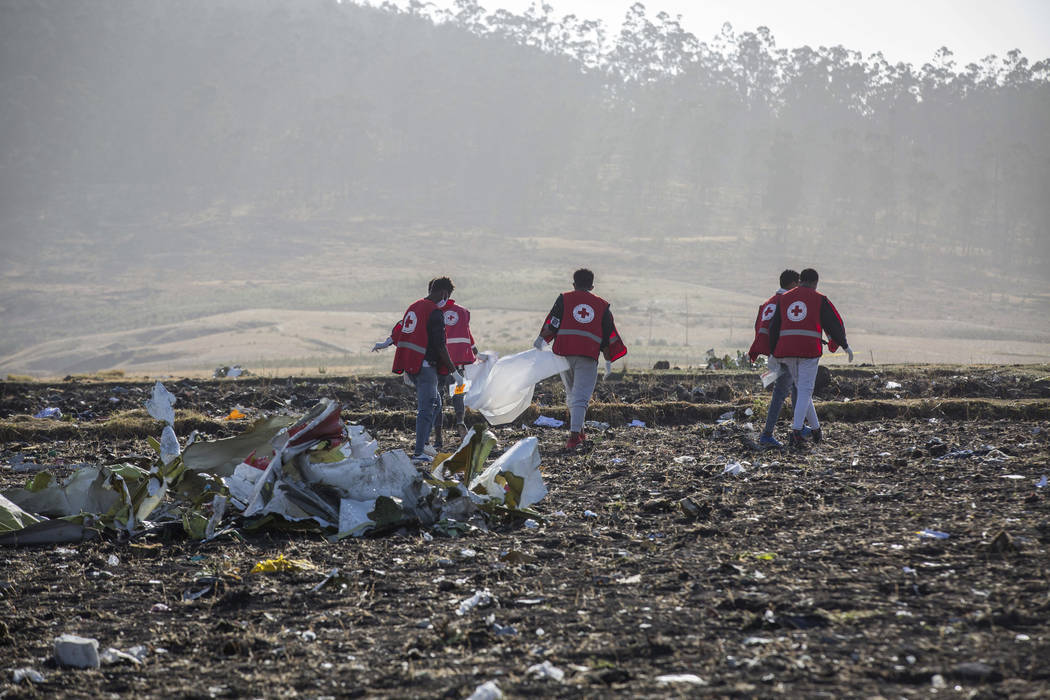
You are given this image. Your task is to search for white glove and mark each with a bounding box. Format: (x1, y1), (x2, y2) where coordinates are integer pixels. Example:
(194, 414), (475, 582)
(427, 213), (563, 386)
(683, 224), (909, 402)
(845, 346), (854, 363)
(371, 337), (393, 352)
(533, 336), (545, 350)
(603, 360), (612, 379)
(452, 371), (465, 387)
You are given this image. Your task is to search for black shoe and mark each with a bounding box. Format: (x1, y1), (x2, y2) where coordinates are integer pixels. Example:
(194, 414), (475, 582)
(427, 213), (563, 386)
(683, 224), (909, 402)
(811, 427), (823, 444)
(788, 430), (806, 450)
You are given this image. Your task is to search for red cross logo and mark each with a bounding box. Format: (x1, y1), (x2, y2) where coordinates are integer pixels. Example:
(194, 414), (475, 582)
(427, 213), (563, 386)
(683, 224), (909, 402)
(402, 310), (418, 334)
(786, 301), (808, 322)
(761, 303), (776, 322)
(443, 310), (459, 327)
(572, 303), (595, 324)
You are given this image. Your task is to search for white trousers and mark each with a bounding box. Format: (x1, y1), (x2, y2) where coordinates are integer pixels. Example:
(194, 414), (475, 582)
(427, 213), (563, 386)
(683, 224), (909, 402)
(559, 355), (599, 432)
(779, 356), (820, 431)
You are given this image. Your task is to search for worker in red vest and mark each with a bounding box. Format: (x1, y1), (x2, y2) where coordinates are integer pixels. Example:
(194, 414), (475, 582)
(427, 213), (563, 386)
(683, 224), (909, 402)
(435, 295), (478, 444)
(374, 281), (479, 449)
(748, 269), (801, 449)
(769, 268), (852, 449)
(375, 277), (463, 464)
(534, 269), (627, 450)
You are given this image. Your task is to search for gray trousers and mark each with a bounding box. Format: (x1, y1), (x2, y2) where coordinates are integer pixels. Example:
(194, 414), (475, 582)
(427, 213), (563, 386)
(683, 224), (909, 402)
(778, 356), (820, 431)
(559, 355), (599, 432)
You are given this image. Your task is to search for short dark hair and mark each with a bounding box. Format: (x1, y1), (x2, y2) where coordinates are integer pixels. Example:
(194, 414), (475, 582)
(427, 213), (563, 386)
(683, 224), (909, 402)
(573, 268), (594, 289)
(779, 269), (800, 289)
(800, 268), (819, 284)
(429, 276), (454, 295)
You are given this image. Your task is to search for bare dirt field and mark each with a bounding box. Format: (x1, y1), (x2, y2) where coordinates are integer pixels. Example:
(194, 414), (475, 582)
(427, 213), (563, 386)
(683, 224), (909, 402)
(1, 364), (1049, 698)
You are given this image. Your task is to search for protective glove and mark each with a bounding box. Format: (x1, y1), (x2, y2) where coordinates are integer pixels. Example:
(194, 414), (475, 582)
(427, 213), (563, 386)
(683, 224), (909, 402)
(533, 336), (545, 350)
(603, 360), (612, 380)
(845, 346), (854, 363)
(371, 337), (394, 352)
(452, 371), (465, 387)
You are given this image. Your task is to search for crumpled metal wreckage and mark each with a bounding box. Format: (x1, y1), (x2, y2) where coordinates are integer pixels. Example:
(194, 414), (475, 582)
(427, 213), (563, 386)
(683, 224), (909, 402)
(2, 382), (547, 545)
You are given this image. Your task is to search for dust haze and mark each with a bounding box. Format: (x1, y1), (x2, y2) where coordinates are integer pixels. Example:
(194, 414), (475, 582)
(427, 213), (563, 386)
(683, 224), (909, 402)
(1, 0), (1048, 376)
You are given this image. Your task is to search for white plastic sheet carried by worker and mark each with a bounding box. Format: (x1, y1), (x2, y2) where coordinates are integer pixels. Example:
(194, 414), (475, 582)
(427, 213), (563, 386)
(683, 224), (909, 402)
(463, 348), (569, 425)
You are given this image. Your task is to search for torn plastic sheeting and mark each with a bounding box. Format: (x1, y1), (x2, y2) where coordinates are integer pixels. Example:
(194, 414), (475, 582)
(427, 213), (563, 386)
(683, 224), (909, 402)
(628, 419), (646, 428)
(464, 348), (569, 425)
(33, 407), (62, 420)
(469, 436), (546, 509)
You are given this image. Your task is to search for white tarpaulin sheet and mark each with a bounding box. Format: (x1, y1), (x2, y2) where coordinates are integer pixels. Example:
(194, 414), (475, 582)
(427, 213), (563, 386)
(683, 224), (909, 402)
(464, 349), (569, 425)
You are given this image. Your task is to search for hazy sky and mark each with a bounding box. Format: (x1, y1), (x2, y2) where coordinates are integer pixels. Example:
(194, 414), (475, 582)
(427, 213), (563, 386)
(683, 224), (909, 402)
(398, 0), (1050, 67)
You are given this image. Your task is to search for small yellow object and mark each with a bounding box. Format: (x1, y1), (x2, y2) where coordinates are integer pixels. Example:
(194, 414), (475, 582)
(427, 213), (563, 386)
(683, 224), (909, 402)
(224, 408), (246, 420)
(454, 383), (466, 395)
(250, 554), (316, 574)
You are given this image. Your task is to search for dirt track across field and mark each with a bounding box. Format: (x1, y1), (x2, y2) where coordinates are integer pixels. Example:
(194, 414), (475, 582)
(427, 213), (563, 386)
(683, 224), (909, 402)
(1, 365), (1049, 698)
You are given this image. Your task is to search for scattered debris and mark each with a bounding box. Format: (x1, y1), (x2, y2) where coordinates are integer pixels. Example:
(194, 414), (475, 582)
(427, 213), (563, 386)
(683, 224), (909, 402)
(251, 554), (317, 574)
(656, 673), (706, 686)
(533, 415), (564, 428)
(917, 529), (949, 539)
(12, 668), (45, 684)
(526, 660), (565, 681)
(33, 407), (62, 420)
(54, 634), (100, 669)
(628, 419), (646, 428)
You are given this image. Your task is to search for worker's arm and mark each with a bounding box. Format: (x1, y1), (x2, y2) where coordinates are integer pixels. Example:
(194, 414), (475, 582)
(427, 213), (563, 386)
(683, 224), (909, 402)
(768, 304), (781, 354)
(536, 295), (564, 346)
(820, 298), (848, 351)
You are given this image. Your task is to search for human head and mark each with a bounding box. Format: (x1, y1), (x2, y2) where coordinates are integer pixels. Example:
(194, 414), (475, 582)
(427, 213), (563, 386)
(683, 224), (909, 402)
(573, 268), (594, 291)
(779, 269), (800, 290)
(428, 276), (454, 300)
(800, 268), (819, 288)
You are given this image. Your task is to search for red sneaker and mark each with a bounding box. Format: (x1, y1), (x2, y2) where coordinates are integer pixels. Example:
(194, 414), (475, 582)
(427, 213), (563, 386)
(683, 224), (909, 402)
(565, 430), (586, 450)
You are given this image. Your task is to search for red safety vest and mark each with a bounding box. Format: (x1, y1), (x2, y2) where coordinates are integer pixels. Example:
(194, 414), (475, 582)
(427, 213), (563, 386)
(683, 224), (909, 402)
(551, 290), (627, 362)
(442, 299), (476, 366)
(773, 286), (827, 358)
(748, 292), (781, 361)
(391, 298), (438, 375)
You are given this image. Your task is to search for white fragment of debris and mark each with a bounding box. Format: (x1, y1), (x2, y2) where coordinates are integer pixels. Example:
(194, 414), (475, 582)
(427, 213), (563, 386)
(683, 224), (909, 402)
(144, 382), (177, 426)
(628, 419), (646, 427)
(12, 668), (45, 684)
(526, 660), (565, 682)
(1036, 476), (1047, 488)
(886, 381), (902, 389)
(457, 589), (496, 616)
(583, 510), (598, 518)
(745, 408), (754, 416)
(150, 603), (170, 613)
(616, 573), (642, 585)
(524, 519), (540, 529)
(656, 673), (707, 686)
(673, 456), (696, 464)
(106, 554), (119, 567)
(100, 647), (142, 665)
(54, 634), (100, 669)
(466, 680), (503, 700)
(717, 411), (734, 423)
(723, 461), (745, 476)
